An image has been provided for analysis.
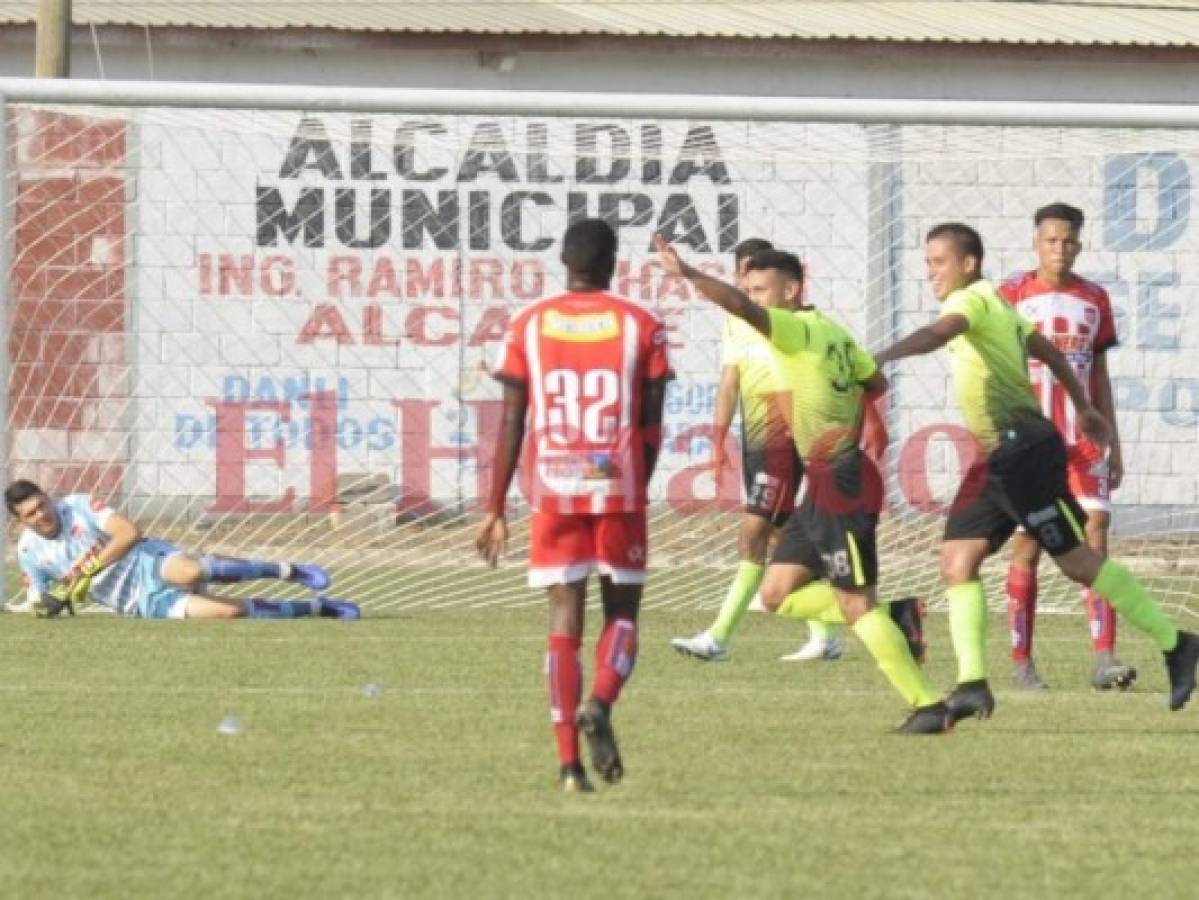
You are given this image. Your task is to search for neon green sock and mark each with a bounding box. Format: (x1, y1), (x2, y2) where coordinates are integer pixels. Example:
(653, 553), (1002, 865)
(1093, 559), (1178, 652)
(852, 607), (935, 707)
(709, 561), (765, 645)
(947, 581), (988, 682)
(775, 582), (846, 626)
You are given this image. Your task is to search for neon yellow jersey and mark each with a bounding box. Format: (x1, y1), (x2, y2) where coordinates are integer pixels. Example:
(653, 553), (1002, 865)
(766, 307), (878, 461)
(939, 279), (1041, 452)
(720, 315), (787, 449)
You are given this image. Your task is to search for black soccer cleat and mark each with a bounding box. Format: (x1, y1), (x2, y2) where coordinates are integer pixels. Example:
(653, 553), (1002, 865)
(888, 596), (926, 664)
(559, 762), (595, 794)
(945, 679), (996, 725)
(1164, 631), (1199, 711)
(34, 592), (75, 619)
(896, 702), (953, 735)
(575, 699), (624, 785)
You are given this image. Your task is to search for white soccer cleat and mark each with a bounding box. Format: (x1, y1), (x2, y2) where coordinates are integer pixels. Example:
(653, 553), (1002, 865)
(670, 631), (730, 662)
(779, 635), (844, 662)
(746, 593), (768, 613)
(2, 596), (37, 615)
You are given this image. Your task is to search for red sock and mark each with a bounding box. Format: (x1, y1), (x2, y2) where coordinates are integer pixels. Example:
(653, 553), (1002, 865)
(1084, 589), (1117, 654)
(1006, 566), (1037, 662)
(546, 633), (582, 766)
(591, 617), (638, 706)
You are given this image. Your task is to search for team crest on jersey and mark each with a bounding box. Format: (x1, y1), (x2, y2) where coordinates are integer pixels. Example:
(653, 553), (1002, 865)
(540, 310), (619, 342)
(1084, 307), (1099, 325)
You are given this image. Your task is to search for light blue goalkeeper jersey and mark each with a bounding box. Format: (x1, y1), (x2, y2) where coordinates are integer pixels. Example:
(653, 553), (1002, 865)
(16, 494), (163, 616)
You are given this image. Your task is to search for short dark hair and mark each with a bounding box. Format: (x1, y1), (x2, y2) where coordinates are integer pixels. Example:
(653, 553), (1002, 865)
(733, 238), (774, 266)
(1034, 202), (1085, 230)
(744, 249), (805, 283)
(561, 219), (617, 285)
(926, 222), (985, 266)
(5, 479), (44, 515)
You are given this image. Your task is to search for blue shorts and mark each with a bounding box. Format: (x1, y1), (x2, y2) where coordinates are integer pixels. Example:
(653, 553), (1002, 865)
(132, 539), (189, 619)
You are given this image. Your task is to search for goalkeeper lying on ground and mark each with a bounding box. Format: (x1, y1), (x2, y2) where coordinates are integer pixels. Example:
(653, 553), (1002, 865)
(4, 480), (359, 620)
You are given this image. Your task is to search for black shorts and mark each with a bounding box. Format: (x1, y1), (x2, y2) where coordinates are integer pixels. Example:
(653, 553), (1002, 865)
(770, 448), (881, 591)
(943, 416), (1088, 557)
(742, 441), (803, 526)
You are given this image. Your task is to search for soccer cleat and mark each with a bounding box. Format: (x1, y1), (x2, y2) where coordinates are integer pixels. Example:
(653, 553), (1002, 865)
(559, 763), (595, 794)
(34, 589), (76, 619)
(1164, 631), (1199, 711)
(945, 679), (996, 724)
(670, 631), (729, 662)
(289, 563), (332, 591)
(317, 596), (361, 620)
(896, 702), (953, 735)
(575, 699), (624, 784)
(887, 596), (926, 664)
(779, 634), (844, 662)
(1091, 653), (1136, 691)
(1013, 658), (1049, 690)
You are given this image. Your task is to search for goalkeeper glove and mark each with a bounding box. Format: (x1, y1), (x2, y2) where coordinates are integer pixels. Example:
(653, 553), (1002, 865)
(61, 553), (105, 609)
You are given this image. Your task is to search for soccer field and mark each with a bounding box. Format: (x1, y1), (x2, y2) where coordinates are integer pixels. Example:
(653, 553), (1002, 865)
(4, 606), (1199, 899)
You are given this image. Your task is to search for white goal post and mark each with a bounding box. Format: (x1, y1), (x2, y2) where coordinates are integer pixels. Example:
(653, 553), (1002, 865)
(2, 78), (1198, 614)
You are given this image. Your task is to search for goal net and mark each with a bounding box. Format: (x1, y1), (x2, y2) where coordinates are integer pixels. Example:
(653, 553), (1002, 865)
(3, 84), (1198, 615)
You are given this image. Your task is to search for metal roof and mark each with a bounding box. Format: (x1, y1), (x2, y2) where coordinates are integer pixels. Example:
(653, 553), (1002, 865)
(1, 2), (1198, 47)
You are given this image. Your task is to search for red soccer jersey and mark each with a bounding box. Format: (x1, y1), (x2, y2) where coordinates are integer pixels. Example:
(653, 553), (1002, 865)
(493, 290), (674, 515)
(998, 271), (1118, 447)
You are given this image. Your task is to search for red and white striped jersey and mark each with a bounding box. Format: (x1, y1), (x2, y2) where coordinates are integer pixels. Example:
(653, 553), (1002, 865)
(493, 290), (673, 514)
(998, 271), (1118, 447)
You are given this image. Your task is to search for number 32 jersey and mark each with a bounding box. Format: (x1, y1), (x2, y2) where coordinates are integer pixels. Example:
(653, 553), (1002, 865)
(493, 290), (674, 515)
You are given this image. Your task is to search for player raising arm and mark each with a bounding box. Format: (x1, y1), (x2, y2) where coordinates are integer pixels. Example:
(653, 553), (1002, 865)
(670, 238), (847, 664)
(6, 480), (358, 620)
(655, 235), (945, 734)
(875, 222), (1198, 725)
(476, 219), (672, 792)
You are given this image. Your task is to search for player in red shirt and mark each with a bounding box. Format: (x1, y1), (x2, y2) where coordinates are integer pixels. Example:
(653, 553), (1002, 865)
(999, 203), (1134, 691)
(475, 219), (672, 793)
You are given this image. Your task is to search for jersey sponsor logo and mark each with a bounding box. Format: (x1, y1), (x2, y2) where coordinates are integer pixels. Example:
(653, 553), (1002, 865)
(540, 453), (622, 481)
(1049, 334), (1094, 353)
(540, 310), (619, 342)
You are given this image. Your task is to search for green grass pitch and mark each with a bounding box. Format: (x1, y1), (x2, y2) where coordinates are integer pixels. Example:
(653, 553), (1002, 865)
(3, 605), (1199, 899)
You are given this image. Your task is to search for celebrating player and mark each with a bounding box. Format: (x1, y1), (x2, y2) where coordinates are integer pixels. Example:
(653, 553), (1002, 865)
(656, 237), (947, 734)
(475, 219), (672, 792)
(6, 480), (359, 620)
(876, 222), (1198, 725)
(670, 238), (844, 664)
(999, 203), (1133, 691)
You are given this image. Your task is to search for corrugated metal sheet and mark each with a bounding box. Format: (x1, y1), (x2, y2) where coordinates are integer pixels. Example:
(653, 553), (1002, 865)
(1, 2), (1198, 47)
